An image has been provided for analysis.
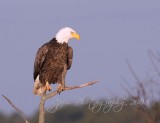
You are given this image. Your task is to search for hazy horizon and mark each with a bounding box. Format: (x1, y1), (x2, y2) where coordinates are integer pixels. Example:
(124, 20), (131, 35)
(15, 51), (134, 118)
(0, 0), (160, 115)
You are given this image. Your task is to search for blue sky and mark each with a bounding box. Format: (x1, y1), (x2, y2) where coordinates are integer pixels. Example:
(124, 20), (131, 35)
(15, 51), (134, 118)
(0, 0), (160, 115)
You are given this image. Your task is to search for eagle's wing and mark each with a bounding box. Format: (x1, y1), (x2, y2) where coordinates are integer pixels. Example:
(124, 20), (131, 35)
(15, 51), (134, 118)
(67, 46), (73, 70)
(34, 45), (48, 80)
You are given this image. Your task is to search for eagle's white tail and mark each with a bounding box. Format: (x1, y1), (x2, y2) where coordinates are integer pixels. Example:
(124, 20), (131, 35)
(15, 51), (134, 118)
(33, 75), (45, 95)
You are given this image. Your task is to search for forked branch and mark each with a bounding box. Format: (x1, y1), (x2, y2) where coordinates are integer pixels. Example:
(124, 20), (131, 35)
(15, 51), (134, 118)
(39, 80), (98, 123)
(2, 80), (98, 123)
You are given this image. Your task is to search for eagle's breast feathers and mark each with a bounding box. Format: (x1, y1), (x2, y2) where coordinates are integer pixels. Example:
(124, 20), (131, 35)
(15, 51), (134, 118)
(33, 39), (73, 84)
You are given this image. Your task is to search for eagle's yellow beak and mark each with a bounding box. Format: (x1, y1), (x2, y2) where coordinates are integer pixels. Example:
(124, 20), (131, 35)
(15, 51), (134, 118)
(71, 32), (80, 40)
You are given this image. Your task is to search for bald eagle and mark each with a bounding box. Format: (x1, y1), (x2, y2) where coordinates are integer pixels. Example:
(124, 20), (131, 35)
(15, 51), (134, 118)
(33, 27), (80, 95)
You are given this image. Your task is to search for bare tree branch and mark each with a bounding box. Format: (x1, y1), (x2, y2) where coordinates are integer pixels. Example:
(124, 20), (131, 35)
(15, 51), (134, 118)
(2, 80), (98, 123)
(126, 59), (141, 83)
(126, 60), (147, 101)
(2, 95), (30, 123)
(126, 59), (156, 123)
(39, 93), (46, 123)
(45, 80), (99, 99)
(39, 80), (98, 123)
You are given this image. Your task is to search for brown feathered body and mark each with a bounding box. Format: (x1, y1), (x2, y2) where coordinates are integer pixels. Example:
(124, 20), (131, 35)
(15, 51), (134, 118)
(33, 38), (73, 86)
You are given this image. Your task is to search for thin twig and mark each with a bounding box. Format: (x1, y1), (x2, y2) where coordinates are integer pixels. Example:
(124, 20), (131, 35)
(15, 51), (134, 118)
(126, 59), (155, 123)
(126, 59), (141, 83)
(148, 50), (160, 76)
(2, 95), (30, 123)
(126, 60), (147, 101)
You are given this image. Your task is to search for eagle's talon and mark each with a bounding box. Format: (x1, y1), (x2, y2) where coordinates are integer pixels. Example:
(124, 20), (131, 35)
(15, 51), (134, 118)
(45, 82), (52, 91)
(57, 84), (65, 94)
(57, 89), (62, 94)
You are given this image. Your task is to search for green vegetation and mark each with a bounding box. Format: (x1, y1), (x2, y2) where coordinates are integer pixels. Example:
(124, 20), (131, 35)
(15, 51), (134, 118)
(1, 99), (160, 123)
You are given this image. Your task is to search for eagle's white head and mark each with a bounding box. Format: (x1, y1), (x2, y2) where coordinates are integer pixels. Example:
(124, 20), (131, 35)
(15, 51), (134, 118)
(55, 27), (80, 44)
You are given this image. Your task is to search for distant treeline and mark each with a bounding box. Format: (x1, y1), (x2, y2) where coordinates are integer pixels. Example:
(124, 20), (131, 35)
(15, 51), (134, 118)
(0, 98), (160, 123)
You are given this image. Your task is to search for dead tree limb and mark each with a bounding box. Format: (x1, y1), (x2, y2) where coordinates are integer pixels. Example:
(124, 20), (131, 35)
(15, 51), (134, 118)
(126, 59), (156, 123)
(2, 80), (98, 123)
(39, 93), (46, 123)
(45, 80), (98, 99)
(126, 60), (147, 101)
(2, 95), (30, 123)
(39, 80), (98, 123)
